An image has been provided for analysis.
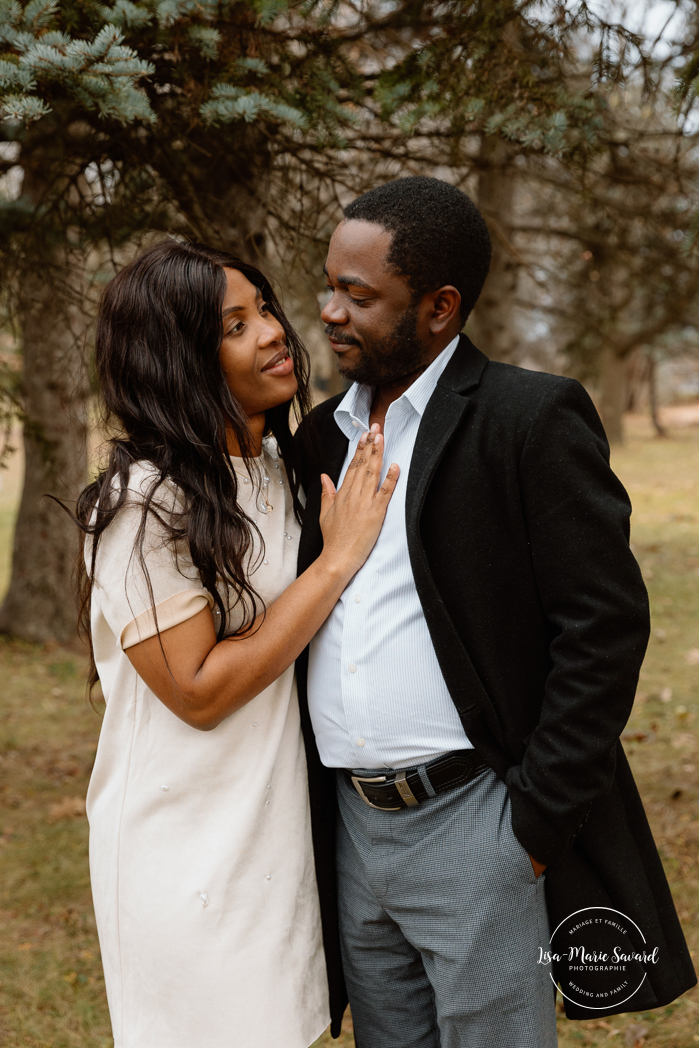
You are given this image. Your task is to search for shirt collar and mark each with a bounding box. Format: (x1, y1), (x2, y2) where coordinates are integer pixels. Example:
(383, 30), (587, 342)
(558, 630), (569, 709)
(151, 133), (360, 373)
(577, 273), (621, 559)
(334, 334), (460, 440)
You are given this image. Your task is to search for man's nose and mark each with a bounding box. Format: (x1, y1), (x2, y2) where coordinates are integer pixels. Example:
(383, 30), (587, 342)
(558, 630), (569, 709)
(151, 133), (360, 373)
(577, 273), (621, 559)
(321, 292), (348, 326)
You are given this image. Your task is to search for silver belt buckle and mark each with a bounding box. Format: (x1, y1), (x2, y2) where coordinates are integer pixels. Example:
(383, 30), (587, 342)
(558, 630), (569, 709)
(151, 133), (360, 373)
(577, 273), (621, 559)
(350, 774), (402, 811)
(394, 769), (420, 807)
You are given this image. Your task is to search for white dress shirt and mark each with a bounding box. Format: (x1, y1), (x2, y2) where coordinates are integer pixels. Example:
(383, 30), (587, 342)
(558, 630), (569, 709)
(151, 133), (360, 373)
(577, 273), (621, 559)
(307, 336), (473, 769)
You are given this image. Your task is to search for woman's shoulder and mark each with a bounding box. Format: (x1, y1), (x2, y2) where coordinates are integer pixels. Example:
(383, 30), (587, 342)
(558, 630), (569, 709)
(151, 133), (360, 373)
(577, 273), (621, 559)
(120, 460), (183, 507)
(92, 462), (186, 570)
(94, 462), (185, 535)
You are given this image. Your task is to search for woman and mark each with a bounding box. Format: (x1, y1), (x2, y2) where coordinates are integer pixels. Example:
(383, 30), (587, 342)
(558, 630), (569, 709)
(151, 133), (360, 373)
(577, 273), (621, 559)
(74, 239), (398, 1048)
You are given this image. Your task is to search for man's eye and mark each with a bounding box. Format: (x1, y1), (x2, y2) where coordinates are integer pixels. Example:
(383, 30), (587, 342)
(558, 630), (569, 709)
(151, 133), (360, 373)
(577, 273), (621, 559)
(351, 298), (371, 306)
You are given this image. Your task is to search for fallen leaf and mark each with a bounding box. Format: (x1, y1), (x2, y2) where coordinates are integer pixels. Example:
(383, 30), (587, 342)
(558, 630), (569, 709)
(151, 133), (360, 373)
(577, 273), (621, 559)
(686, 648), (699, 665)
(622, 730), (647, 742)
(624, 1023), (648, 1047)
(48, 797), (86, 822)
(672, 733), (696, 750)
(660, 686), (673, 702)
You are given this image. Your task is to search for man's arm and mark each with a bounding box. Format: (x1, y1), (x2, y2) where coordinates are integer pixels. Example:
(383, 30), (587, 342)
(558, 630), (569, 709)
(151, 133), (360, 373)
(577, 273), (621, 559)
(506, 379), (650, 867)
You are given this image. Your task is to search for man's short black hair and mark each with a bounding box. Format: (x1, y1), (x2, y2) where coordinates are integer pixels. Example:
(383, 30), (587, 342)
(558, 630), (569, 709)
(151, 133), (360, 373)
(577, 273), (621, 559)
(343, 176), (491, 321)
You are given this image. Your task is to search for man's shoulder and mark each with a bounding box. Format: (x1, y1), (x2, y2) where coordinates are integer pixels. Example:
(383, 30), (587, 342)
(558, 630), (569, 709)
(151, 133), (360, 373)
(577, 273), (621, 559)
(476, 359), (594, 422)
(296, 392), (345, 443)
(481, 360), (581, 398)
(294, 392), (348, 472)
(472, 359), (606, 452)
(308, 391), (347, 423)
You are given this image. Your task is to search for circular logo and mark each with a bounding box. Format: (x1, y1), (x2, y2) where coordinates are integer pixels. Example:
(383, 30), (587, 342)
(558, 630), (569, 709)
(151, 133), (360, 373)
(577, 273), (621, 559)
(540, 907), (659, 1010)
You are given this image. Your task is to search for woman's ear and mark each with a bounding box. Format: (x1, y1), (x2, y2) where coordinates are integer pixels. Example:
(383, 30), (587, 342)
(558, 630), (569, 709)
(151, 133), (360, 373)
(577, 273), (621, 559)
(428, 285), (461, 334)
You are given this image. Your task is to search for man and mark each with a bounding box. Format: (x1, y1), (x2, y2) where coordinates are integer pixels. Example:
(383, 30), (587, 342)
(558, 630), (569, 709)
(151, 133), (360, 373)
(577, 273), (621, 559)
(295, 177), (695, 1047)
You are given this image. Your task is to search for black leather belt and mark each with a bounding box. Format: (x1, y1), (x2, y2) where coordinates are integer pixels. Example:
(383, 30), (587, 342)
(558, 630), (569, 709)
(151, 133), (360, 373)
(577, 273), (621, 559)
(345, 750), (488, 811)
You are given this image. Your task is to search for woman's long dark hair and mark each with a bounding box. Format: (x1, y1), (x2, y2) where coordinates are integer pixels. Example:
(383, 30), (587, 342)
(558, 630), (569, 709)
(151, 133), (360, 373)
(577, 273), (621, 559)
(74, 239), (312, 694)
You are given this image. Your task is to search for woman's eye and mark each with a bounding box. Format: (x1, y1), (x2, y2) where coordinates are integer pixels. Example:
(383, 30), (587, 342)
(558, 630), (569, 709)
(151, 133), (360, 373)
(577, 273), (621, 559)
(227, 321), (243, 336)
(259, 301), (269, 314)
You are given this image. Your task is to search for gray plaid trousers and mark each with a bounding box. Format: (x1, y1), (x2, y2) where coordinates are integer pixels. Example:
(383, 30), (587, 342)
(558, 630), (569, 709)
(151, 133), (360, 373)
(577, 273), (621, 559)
(336, 766), (558, 1048)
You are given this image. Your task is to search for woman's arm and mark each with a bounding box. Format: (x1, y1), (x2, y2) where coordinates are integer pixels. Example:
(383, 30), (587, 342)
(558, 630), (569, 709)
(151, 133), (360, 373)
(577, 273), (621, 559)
(126, 427), (398, 729)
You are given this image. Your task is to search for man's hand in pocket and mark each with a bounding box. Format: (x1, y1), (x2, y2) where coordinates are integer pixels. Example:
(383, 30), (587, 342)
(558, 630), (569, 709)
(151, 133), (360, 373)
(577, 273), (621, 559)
(529, 854), (547, 878)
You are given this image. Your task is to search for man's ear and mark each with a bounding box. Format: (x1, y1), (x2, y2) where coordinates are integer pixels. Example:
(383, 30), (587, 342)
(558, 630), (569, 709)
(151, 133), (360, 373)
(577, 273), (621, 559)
(428, 286), (461, 334)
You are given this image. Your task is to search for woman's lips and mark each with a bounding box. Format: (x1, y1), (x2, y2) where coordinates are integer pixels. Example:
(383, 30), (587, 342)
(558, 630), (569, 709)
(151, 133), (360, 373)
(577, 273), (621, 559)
(262, 351), (294, 376)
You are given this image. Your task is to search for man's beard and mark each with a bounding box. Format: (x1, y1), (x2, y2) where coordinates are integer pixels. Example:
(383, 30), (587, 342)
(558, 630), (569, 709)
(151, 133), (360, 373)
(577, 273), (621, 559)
(328, 306), (429, 387)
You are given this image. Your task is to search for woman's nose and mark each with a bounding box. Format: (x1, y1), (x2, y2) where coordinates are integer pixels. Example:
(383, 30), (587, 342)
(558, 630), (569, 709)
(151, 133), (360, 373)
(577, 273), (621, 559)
(321, 292), (348, 326)
(259, 315), (285, 346)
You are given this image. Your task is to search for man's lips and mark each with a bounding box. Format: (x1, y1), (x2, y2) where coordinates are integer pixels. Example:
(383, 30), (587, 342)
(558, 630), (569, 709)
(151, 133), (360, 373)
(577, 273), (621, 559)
(261, 348), (294, 375)
(328, 336), (360, 352)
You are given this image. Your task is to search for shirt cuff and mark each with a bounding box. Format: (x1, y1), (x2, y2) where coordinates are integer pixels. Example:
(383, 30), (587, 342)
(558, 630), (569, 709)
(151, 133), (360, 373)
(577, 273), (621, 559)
(120, 589), (214, 650)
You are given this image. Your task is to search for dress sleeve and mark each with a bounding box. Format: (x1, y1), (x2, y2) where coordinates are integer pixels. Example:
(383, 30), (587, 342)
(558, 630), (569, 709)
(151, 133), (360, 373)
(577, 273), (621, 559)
(92, 473), (214, 651)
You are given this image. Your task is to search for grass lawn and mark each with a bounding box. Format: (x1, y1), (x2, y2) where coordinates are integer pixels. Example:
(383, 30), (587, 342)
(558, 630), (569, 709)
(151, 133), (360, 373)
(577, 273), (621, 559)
(1, 412), (698, 1047)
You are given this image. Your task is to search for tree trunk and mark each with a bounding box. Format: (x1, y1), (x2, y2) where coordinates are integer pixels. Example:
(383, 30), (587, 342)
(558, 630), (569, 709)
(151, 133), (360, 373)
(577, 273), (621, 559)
(598, 346), (627, 445)
(648, 355), (667, 438)
(471, 135), (520, 363)
(0, 157), (90, 643)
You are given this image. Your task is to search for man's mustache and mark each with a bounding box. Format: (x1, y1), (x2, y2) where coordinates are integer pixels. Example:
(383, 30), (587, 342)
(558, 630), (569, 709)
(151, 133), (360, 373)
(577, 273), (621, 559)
(325, 326), (362, 348)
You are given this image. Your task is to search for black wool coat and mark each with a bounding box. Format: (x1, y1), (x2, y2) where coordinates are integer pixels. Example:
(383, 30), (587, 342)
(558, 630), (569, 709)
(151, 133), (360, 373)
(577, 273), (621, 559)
(295, 336), (696, 1033)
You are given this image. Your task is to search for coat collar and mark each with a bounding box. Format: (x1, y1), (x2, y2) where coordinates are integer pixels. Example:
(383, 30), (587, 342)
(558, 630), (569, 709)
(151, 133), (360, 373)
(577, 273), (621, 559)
(437, 333), (489, 395)
(405, 335), (488, 531)
(323, 334), (488, 480)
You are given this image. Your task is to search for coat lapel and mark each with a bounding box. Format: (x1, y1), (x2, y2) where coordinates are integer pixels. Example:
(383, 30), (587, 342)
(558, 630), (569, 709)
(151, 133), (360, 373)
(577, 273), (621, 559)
(405, 335), (488, 532)
(405, 337), (504, 742)
(297, 409), (349, 575)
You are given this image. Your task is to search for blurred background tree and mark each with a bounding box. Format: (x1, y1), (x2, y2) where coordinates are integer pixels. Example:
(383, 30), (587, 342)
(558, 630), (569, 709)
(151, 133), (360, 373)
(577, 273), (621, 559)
(0, 0), (696, 641)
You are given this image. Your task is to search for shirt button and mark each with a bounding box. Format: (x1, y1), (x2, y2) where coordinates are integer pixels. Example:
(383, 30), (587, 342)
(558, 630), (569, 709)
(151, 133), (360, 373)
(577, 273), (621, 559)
(352, 420), (363, 429)
(356, 738), (365, 747)
(354, 594), (361, 603)
(348, 664), (357, 674)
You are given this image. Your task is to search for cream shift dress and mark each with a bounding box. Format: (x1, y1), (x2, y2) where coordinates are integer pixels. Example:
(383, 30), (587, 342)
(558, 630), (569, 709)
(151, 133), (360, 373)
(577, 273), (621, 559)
(86, 438), (329, 1048)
